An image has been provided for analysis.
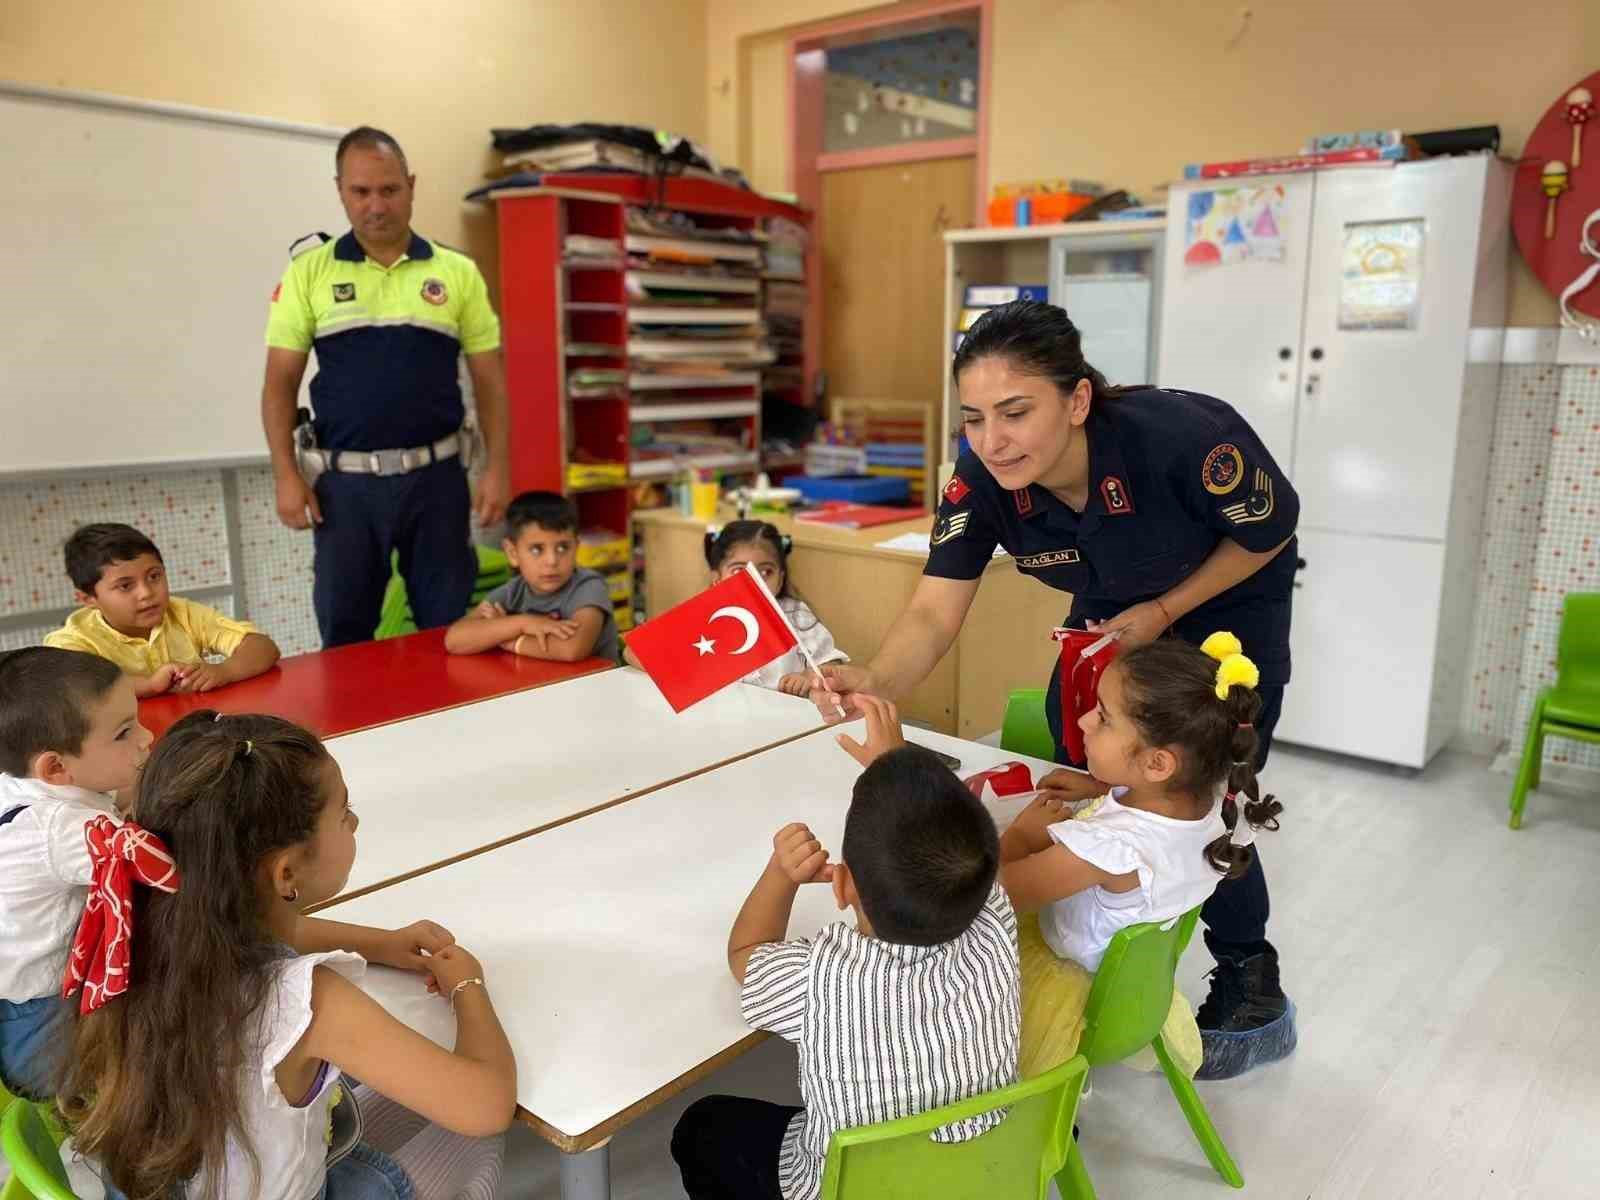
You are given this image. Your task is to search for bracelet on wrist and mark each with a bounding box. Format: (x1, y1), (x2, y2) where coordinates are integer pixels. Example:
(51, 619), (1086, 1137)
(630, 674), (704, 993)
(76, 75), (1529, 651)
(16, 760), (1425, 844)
(449, 977), (485, 1011)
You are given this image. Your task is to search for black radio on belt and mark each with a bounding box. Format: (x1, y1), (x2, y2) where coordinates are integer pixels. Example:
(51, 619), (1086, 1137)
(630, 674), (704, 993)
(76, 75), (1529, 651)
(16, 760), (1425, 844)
(294, 406), (316, 452)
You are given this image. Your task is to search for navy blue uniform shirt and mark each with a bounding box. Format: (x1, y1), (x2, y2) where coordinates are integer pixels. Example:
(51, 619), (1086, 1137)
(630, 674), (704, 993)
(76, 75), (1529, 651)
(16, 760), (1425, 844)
(924, 388), (1299, 685)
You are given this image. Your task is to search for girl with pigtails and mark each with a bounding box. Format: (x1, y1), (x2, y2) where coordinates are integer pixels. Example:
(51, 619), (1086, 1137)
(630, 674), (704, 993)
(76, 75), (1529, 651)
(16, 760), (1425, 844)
(997, 633), (1284, 1079)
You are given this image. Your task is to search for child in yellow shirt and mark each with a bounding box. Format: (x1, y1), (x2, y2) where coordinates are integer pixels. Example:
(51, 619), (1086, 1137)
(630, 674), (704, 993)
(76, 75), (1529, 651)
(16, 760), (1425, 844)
(43, 523), (280, 697)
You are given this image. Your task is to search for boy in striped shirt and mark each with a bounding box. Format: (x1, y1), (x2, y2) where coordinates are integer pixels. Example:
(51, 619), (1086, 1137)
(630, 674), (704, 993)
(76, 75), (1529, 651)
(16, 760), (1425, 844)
(672, 696), (1021, 1200)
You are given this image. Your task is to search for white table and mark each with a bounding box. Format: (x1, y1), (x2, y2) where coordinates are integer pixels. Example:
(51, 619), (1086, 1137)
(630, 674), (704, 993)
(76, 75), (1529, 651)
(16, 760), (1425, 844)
(319, 669), (825, 902)
(324, 727), (1060, 1198)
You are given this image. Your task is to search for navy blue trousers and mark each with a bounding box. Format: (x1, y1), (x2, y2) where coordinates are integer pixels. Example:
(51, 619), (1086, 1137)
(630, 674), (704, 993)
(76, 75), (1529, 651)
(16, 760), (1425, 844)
(311, 461), (475, 649)
(1047, 665), (1283, 957)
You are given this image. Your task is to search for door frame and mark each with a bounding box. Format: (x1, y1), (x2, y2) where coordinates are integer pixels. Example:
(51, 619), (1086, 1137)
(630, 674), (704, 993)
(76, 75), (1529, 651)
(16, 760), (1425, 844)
(786, 0), (992, 407)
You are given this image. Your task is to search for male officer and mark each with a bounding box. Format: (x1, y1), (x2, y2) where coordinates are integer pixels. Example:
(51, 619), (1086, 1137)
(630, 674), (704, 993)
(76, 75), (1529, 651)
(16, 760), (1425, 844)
(261, 126), (510, 646)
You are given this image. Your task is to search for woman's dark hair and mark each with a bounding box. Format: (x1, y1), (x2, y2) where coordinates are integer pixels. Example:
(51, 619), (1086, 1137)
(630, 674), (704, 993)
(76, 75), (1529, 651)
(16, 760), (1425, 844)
(951, 299), (1129, 403)
(62, 711), (332, 1199)
(704, 521), (794, 599)
(1113, 639), (1283, 879)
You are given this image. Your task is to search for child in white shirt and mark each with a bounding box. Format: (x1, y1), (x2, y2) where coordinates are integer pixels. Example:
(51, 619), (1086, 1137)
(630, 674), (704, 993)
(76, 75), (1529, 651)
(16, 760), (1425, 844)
(0, 647), (151, 1100)
(999, 633), (1284, 1079)
(703, 521), (847, 695)
(62, 711), (516, 1200)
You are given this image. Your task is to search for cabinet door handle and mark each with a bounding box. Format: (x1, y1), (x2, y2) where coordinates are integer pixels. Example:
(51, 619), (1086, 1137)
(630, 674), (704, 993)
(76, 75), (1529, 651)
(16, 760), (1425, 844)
(1304, 371), (1321, 402)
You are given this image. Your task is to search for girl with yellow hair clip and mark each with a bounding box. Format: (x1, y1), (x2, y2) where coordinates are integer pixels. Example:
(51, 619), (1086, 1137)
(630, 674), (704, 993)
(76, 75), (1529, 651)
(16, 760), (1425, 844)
(997, 633), (1285, 1082)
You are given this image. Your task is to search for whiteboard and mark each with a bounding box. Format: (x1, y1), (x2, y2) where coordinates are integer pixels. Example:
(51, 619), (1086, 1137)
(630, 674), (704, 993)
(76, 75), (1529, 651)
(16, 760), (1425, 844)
(0, 83), (345, 477)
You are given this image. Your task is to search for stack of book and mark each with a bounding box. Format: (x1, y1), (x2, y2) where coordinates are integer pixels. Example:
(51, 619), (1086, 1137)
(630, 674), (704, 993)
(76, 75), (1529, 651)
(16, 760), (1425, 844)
(622, 207), (765, 480)
(866, 441), (929, 507)
(762, 218), (807, 406)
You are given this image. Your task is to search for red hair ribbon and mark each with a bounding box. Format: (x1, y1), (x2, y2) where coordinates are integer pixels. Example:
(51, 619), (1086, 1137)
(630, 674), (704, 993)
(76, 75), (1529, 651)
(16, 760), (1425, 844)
(62, 815), (180, 1014)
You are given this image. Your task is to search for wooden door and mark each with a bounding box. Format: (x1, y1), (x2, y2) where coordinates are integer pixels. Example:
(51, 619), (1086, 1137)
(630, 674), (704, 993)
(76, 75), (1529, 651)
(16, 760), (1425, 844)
(820, 157), (975, 411)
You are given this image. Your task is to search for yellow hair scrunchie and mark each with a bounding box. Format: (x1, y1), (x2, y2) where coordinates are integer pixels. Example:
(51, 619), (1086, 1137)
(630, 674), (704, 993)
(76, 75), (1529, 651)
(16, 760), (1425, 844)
(1201, 631), (1259, 699)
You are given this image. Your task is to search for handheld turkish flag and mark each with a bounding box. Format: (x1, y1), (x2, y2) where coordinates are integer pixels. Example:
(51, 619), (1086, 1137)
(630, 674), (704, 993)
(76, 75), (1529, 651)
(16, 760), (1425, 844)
(627, 564), (800, 712)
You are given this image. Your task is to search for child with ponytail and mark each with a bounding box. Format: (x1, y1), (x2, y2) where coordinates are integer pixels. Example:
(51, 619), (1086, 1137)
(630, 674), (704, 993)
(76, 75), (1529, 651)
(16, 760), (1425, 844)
(998, 633), (1283, 1079)
(61, 711), (516, 1200)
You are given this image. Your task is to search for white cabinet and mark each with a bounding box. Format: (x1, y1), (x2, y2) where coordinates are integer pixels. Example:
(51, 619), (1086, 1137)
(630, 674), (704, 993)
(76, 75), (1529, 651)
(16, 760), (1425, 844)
(1272, 530), (1444, 763)
(1157, 174), (1316, 467)
(1159, 156), (1512, 768)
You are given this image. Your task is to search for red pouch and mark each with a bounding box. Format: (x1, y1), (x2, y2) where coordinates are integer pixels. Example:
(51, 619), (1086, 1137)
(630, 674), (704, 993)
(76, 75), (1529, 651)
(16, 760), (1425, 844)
(1052, 627), (1122, 764)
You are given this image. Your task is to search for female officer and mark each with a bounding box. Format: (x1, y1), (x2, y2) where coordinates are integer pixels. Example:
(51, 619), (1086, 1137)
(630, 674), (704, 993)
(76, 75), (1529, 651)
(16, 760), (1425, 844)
(813, 300), (1298, 1079)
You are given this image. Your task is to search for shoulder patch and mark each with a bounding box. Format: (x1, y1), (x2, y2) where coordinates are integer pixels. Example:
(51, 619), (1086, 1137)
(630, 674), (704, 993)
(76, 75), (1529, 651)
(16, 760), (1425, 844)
(270, 282), (281, 303)
(1202, 443), (1245, 495)
(931, 510), (973, 546)
(1221, 469), (1275, 525)
(942, 474), (971, 506)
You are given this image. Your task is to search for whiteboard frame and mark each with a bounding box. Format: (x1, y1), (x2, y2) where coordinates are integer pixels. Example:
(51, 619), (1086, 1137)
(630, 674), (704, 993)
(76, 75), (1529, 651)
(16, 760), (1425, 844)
(1, 80), (342, 479)
(0, 80), (343, 144)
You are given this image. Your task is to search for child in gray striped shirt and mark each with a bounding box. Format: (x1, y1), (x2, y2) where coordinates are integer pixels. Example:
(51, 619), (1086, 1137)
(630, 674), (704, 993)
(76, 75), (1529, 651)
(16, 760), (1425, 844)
(671, 696), (1021, 1200)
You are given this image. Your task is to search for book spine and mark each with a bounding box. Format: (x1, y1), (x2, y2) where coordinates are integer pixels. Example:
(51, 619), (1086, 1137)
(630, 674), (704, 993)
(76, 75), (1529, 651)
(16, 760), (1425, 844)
(1182, 146), (1404, 179)
(1302, 129), (1405, 154)
(963, 283), (1049, 306)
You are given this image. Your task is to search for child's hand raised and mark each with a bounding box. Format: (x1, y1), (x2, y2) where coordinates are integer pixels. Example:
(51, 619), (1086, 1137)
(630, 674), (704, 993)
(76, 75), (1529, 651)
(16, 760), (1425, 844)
(835, 694), (905, 768)
(771, 822), (834, 885)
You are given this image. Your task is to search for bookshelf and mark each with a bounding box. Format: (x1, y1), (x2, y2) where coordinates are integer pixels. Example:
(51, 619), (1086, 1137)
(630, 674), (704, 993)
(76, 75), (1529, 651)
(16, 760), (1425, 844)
(490, 174), (812, 627)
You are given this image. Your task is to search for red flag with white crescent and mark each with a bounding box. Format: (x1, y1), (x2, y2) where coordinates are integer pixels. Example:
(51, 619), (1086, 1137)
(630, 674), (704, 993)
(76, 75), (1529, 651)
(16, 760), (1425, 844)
(626, 565), (799, 712)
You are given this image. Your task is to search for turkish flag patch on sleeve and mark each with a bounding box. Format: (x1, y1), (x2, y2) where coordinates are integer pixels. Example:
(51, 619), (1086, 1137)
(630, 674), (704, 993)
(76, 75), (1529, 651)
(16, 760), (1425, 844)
(270, 282), (282, 303)
(942, 474), (971, 505)
(626, 565), (799, 712)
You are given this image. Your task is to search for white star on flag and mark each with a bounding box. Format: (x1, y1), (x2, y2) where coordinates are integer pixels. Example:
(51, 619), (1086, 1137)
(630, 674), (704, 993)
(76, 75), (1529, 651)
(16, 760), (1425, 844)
(693, 635), (716, 656)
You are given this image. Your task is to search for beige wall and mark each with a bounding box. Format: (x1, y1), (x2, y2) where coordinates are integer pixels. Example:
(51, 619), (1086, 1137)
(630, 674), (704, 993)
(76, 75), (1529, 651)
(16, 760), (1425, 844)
(709, 0), (1600, 325)
(2, 0), (708, 296)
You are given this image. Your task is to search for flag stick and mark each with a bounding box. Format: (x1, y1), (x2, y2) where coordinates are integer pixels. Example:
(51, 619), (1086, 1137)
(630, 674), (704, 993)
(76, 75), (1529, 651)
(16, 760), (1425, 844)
(742, 564), (848, 720)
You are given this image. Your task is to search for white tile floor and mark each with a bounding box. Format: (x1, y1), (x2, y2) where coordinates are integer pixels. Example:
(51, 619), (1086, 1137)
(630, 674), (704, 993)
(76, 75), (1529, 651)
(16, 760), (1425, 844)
(489, 746), (1600, 1200)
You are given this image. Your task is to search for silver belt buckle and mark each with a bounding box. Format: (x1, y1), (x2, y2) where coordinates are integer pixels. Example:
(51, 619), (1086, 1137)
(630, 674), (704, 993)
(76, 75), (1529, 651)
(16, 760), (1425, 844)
(368, 449), (406, 476)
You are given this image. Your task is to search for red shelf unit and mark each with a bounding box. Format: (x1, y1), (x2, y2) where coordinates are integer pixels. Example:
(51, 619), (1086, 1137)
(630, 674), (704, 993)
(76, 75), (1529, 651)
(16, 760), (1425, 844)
(492, 176), (813, 544)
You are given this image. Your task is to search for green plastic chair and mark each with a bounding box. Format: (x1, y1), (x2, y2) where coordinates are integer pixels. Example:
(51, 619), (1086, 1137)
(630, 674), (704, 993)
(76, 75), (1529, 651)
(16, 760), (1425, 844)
(0, 1098), (78, 1200)
(1001, 688), (1057, 762)
(1509, 592), (1600, 829)
(817, 1054), (1090, 1199)
(374, 545), (513, 640)
(1062, 907), (1243, 1195)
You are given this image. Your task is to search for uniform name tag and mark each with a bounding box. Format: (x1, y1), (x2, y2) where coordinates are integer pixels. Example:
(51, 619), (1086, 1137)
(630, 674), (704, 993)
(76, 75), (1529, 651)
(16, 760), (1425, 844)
(1015, 549), (1081, 569)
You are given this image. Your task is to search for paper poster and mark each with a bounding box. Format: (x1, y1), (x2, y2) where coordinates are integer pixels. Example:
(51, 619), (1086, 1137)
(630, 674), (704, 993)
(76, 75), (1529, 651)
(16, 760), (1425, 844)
(1338, 219), (1425, 330)
(1183, 186), (1286, 268)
